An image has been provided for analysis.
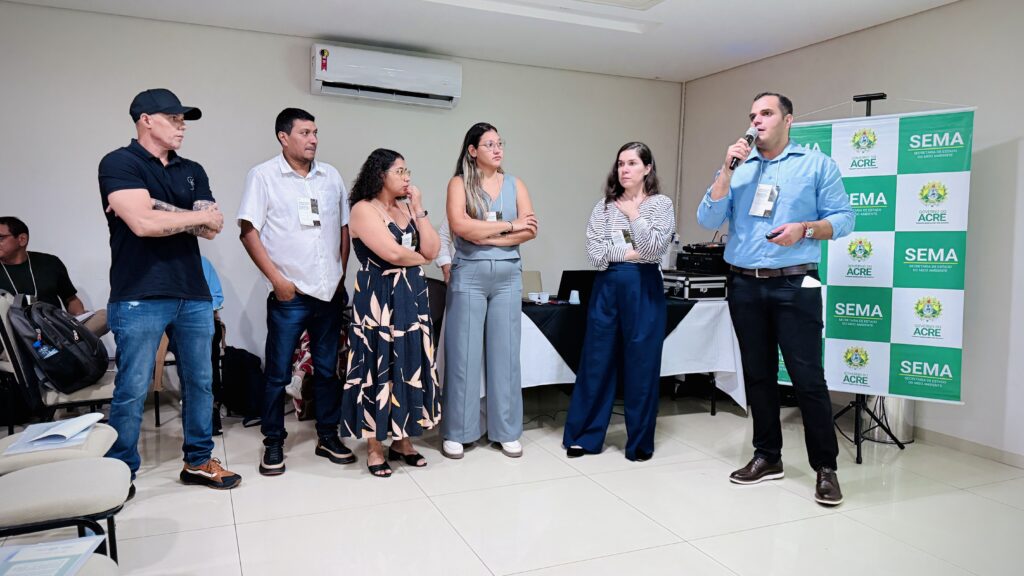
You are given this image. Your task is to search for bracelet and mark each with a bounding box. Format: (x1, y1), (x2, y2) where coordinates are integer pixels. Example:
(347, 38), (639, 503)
(508, 221), (514, 233)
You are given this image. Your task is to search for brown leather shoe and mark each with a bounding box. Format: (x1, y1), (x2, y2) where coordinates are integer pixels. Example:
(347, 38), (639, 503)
(729, 456), (784, 485)
(815, 467), (843, 506)
(180, 458), (242, 490)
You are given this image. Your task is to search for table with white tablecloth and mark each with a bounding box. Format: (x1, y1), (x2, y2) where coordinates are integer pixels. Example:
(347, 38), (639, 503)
(437, 299), (747, 408)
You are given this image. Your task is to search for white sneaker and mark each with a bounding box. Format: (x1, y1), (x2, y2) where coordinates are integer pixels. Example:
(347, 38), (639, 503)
(284, 374), (303, 400)
(498, 440), (523, 458)
(442, 440), (464, 459)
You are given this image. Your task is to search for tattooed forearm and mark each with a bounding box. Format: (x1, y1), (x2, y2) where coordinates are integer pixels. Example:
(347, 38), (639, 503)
(149, 195), (214, 234)
(160, 224), (200, 236)
(152, 199), (188, 213)
(151, 199), (201, 235)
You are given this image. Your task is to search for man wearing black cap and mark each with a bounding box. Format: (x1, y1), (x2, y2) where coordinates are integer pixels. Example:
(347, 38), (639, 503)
(98, 88), (241, 492)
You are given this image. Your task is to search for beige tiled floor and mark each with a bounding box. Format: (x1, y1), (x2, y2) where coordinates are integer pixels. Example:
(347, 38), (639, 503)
(7, 390), (1024, 575)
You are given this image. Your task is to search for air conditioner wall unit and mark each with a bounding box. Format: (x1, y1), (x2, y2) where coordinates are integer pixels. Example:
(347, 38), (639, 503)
(311, 44), (462, 109)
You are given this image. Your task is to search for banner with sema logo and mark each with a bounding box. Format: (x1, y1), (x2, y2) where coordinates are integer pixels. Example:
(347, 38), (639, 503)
(788, 108), (973, 402)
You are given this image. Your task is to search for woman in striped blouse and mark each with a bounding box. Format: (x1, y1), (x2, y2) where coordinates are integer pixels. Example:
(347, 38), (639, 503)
(563, 142), (676, 462)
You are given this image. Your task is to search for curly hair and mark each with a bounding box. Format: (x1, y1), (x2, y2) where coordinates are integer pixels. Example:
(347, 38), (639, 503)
(350, 148), (404, 207)
(603, 142), (660, 204)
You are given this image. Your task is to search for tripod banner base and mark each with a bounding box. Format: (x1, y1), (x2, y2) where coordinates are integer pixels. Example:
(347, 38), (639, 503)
(865, 396), (914, 443)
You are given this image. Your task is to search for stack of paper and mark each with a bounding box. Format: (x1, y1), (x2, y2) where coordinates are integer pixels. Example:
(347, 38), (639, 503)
(2, 413), (104, 456)
(0, 535), (104, 576)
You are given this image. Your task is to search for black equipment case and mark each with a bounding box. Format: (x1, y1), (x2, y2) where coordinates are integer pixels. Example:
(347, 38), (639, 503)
(663, 271), (728, 301)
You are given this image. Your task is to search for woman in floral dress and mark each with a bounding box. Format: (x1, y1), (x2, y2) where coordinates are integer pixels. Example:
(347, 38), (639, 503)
(343, 148), (442, 477)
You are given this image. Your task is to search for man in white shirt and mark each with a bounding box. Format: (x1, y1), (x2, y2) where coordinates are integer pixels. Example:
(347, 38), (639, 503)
(435, 217), (453, 283)
(238, 108), (352, 476)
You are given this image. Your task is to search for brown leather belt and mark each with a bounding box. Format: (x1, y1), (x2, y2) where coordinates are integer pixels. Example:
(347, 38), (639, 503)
(730, 263), (817, 279)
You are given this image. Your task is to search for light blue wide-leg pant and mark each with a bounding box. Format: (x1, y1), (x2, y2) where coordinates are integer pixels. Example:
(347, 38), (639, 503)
(442, 257), (523, 443)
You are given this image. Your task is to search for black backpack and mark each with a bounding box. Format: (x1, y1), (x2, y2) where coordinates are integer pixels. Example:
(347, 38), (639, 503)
(220, 345), (265, 425)
(7, 294), (109, 394)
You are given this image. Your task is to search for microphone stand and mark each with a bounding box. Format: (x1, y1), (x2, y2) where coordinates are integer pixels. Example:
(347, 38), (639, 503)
(831, 92), (906, 464)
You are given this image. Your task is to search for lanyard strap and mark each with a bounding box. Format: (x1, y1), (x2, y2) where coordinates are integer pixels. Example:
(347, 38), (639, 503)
(1, 253), (37, 297)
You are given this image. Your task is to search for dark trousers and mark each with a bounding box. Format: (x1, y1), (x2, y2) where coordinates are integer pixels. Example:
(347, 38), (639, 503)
(263, 290), (347, 442)
(727, 271), (838, 471)
(563, 263), (666, 460)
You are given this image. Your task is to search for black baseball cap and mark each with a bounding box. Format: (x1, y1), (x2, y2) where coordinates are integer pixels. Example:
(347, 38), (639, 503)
(129, 89), (202, 123)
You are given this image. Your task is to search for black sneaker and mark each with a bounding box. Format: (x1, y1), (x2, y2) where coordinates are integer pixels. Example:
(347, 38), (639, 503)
(815, 467), (844, 506)
(315, 435), (356, 464)
(126, 483), (136, 502)
(729, 456), (784, 485)
(259, 440), (286, 476)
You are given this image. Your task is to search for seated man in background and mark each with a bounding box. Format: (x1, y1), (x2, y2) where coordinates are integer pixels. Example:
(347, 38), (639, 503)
(0, 216), (107, 335)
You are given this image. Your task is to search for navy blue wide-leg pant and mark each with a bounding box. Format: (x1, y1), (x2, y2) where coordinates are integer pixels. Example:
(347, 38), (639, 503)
(563, 263), (666, 460)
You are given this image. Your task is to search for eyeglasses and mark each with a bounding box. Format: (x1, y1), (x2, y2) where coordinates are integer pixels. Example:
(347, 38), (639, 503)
(478, 140), (505, 151)
(389, 167), (412, 178)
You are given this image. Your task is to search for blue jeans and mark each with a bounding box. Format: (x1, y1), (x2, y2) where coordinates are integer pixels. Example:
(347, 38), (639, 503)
(263, 290), (346, 442)
(105, 299), (216, 478)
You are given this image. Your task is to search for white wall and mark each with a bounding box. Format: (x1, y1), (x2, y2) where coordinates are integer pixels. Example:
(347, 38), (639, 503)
(679, 0), (1024, 457)
(0, 2), (682, 355)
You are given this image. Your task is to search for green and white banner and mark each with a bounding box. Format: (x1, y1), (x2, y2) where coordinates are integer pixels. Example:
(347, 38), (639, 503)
(785, 108), (974, 403)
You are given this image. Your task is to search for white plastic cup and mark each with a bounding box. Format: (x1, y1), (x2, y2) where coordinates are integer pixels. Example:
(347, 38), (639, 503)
(568, 290), (581, 305)
(538, 291), (550, 303)
(528, 292), (540, 303)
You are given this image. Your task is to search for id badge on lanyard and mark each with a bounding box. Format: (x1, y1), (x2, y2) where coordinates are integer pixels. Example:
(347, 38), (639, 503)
(485, 211), (503, 222)
(401, 231), (419, 250)
(611, 229), (634, 250)
(298, 197), (321, 227)
(748, 159), (782, 218)
(749, 184), (779, 218)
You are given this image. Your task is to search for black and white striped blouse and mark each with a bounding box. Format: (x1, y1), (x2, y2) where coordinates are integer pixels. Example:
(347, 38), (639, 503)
(585, 194), (676, 271)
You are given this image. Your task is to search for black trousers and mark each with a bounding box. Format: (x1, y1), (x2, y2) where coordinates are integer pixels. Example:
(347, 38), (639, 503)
(727, 270), (838, 471)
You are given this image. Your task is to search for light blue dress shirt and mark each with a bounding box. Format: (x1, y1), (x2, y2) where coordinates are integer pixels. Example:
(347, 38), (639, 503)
(696, 141), (854, 269)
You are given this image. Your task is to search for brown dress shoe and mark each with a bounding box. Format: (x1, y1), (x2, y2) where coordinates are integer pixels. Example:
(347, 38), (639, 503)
(729, 456), (784, 485)
(815, 467), (843, 506)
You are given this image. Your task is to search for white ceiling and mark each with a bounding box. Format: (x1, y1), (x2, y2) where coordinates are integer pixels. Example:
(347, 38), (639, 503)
(12, 0), (956, 82)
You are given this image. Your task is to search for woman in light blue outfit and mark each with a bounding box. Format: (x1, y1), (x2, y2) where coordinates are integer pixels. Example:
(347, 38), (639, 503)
(442, 122), (538, 459)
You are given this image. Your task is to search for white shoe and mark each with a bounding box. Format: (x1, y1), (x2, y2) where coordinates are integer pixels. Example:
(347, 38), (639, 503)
(442, 440), (464, 459)
(284, 374), (303, 400)
(498, 440), (523, 458)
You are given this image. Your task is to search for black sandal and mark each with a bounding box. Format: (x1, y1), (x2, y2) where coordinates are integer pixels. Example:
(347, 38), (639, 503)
(388, 446), (427, 467)
(367, 459), (392, 478)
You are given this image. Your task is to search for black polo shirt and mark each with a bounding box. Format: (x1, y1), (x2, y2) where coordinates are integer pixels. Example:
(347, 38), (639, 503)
(0, 251), (77, 309)
(98, 139), (212, 302)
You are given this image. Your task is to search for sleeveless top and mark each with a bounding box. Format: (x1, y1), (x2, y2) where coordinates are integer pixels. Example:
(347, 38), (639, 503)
(454, 173), (520, 260)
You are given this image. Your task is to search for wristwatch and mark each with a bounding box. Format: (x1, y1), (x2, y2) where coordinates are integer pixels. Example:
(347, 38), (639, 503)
(415, 210), (428, 218)
(802, 222), (814, 239)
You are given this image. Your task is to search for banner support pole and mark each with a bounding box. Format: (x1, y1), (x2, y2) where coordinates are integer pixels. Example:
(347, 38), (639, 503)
(831, 92), (908, 464)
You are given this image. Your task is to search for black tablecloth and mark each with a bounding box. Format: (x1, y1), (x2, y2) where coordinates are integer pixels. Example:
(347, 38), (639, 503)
(522, 299), (696, 372)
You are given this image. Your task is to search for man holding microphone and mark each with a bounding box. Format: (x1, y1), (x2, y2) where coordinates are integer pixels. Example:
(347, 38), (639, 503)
(697, 92), (854, 506)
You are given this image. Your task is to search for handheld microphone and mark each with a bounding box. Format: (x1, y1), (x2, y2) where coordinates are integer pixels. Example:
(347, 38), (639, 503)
(729, 126), (759, 170)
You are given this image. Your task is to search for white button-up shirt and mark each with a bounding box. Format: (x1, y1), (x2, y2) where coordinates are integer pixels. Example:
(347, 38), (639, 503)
(237, 154), (349, 302)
